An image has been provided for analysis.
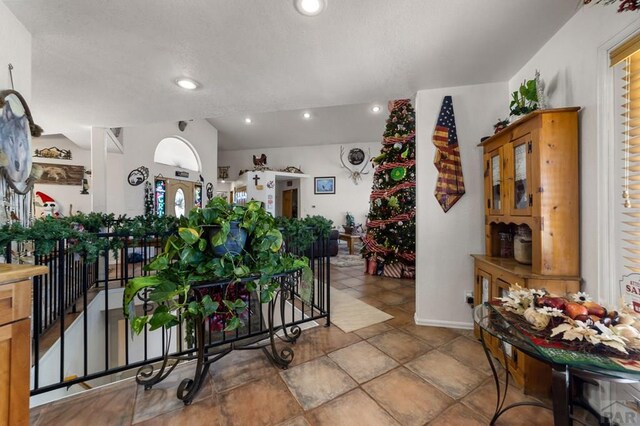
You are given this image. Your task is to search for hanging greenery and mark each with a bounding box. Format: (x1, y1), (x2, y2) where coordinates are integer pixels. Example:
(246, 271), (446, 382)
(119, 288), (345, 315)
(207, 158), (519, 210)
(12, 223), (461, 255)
(0, 212), (178, 262)
(274, 215), (333, 252)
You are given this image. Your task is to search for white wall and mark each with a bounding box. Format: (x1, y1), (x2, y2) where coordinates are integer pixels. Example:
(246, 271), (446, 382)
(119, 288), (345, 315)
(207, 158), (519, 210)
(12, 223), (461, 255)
(415, 82), (507, 329)
(219, 142), (379, 228)
(0, 2), (31, 99)
(508, 6), (639, 300)
(119, 120), (218, 216)
(32, 135), (91, 215)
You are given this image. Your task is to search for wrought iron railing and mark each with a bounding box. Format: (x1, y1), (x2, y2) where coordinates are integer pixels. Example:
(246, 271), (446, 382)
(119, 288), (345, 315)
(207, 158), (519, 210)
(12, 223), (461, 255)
(3, 231), (330, 397)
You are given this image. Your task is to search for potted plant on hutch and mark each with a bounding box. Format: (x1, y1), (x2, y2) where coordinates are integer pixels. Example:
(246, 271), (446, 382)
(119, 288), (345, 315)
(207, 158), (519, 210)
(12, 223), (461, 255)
(122, 197), (313, 404)
(509, 77), (539, 121)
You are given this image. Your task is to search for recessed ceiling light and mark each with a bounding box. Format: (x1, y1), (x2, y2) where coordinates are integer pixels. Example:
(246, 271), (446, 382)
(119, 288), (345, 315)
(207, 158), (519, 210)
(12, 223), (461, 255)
(175, 78), (199, 90)
(294, 0), (326, 16)
(245, 117), (252, 124)
(372, 105), (381, 113)
(303, 112), (311, 119)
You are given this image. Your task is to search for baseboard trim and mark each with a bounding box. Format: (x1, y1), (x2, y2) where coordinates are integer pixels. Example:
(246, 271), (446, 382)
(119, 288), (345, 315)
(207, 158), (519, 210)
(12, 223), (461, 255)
(414, 315), (474, 330)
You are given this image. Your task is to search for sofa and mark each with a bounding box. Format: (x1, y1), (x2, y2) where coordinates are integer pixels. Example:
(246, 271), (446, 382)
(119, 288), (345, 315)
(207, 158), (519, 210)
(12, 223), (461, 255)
(305, 229), (339, 258)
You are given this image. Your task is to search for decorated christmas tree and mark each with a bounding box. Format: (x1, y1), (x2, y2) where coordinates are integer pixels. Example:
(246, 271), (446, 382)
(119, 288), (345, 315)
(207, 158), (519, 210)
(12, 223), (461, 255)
(362, 99), (416, 278)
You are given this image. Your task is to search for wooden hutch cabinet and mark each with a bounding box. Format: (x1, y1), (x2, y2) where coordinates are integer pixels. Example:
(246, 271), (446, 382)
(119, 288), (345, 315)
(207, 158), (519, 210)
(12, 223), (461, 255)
(473, 107), (581, 395)
(0, 264), (47, 426)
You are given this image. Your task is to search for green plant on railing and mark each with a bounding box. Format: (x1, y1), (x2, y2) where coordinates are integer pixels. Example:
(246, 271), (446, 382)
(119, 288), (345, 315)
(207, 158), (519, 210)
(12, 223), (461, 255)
(123, 198), (313, 335)
(0, 213), (178, 262)
(275, 215), (333, 252)
(509, 78), (538, 117)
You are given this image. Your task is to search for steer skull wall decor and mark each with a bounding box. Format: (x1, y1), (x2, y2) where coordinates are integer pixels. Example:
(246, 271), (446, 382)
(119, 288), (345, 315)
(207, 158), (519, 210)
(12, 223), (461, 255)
(340, 146), (370, 185)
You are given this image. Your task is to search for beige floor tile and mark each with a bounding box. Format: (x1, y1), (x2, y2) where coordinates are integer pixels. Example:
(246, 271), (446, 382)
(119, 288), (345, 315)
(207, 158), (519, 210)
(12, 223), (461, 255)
(405, 350), (486, 399)
(381, 306), (415, 327)
(280, 356), (357, 410)
(305, 324), (361, 353)
(350, 284), (387, 297)
(441, 336), (492, 375)
(341, 267), (368, 278)
(457, 328), (478, 340)
(354, 322), (395, 339)
(210, 348), (277, 393)
(379, 280), (403, 291)
(36, 379), (137, 426)
(219, 375), (303, 426)
(278, 336), (325, 367)
(428, 402), (489, 426)
(358, 295), (387, 308)
(363, 367), (453, 425)
(342, 288), (367, 299)
(135, 395), (223, 425)
(133, 362), (215, 424)
(402, 324), (460, 347)
(367, 330), (431, 363)
(277, 416), (311, 426)
(397, 300), (415, 313)
(339, 277), (366, 287)
(328, 341), (398, 383)
(305, 389), (399, 425)
(374, 290), (408, 305)
(330, 281), (349, 290)
(462, 379), (554, 425)
(392, 286), (415, 298)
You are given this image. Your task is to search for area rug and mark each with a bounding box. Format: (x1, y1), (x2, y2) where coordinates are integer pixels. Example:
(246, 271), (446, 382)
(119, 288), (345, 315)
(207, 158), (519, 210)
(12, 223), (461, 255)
(330, 289), (393, 333)
(330, 254), (365, 268)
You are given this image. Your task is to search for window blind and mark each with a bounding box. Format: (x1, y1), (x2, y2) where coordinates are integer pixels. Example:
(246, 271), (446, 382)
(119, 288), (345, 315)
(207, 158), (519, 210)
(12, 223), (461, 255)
(620, 49), (640, 272)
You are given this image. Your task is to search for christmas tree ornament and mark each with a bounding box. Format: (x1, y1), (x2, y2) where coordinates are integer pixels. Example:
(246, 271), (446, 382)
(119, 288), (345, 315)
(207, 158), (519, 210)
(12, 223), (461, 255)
(394, 142), (403, 150)
(390, 167), (406, 181)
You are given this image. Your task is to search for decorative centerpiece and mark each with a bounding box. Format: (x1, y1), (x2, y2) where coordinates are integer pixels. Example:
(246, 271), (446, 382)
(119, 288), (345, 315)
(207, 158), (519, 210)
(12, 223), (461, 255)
(496, 285), (640, 357)
(123, 197), (313, 335)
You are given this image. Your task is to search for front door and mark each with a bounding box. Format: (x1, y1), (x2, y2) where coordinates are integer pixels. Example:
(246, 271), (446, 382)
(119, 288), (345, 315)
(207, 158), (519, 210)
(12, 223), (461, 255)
(282, 190), (293, 218)
(166, 179), (194, 217)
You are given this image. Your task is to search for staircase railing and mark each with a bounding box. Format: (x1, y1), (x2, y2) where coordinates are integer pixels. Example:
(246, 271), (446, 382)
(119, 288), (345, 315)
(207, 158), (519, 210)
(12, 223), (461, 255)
(3, 231), (330, 397)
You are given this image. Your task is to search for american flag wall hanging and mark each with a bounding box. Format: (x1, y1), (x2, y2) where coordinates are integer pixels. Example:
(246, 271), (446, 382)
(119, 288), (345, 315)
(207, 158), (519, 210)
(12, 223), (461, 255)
(432, 95), (465, 212)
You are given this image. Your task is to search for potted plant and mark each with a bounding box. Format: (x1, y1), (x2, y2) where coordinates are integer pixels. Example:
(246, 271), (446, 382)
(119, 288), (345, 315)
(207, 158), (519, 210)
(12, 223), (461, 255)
(343, 212), (355, 234)
(509, 78), (538, 120)
(122, 197), (313, 336)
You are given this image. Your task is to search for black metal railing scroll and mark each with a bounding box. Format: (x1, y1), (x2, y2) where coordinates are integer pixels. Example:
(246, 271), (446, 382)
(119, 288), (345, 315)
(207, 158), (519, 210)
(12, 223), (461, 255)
(3, 230), (330, 397)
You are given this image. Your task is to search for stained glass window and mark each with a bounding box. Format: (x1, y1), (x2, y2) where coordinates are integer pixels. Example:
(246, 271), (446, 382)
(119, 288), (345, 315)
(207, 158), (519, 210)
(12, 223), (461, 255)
(155, 178), (166, 217)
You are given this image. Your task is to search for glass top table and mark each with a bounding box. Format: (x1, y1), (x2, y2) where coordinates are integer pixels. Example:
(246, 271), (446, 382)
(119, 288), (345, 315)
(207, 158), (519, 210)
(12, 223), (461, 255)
(474, 303), (640, 425)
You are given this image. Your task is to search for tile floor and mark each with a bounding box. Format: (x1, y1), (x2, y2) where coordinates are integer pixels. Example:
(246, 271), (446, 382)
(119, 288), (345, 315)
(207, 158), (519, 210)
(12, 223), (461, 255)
(30, 264), (562, 425)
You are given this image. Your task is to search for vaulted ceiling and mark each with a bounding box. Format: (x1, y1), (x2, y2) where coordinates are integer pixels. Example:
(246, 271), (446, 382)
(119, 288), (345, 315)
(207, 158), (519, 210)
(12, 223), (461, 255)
(3, 0), (581, 149)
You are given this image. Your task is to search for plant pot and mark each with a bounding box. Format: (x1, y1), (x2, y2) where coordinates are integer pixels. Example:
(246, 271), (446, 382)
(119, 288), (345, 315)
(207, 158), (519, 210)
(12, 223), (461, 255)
(204, 222), (247, 256)
(343, 226), (353, 234)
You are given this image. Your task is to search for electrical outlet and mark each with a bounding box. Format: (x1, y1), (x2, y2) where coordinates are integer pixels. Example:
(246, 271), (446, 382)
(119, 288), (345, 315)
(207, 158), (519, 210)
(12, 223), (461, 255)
(465, 291), (474, 305)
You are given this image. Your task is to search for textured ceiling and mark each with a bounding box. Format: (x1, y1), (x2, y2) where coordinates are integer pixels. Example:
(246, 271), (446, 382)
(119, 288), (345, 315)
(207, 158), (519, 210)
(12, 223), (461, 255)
(210, 102), (388, 151)
(3, 0), (580, 148)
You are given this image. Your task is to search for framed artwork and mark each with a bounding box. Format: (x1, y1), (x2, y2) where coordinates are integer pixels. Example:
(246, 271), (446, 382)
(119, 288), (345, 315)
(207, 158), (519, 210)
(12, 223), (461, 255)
(0, 89), (42, 194)
(314, 176), (335, 194)
(33, 163), (84, 185)
(34, 146), (72, 160)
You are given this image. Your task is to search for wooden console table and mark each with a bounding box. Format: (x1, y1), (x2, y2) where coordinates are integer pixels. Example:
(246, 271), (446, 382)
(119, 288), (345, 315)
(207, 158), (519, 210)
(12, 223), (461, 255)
(338, 233), (360, 255)
(0, 264), (48, 426)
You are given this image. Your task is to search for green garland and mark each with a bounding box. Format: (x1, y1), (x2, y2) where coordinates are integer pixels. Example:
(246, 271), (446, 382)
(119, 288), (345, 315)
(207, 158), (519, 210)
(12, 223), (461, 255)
(0, 213), (178, 262)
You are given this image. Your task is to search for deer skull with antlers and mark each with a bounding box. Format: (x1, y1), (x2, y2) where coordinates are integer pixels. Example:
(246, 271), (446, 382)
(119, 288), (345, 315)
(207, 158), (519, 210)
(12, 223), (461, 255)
(340, 146), (370, 185)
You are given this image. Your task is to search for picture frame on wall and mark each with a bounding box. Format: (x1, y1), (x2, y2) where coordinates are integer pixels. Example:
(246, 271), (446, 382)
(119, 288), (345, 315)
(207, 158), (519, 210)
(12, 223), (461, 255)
(314, 176), (335, 194)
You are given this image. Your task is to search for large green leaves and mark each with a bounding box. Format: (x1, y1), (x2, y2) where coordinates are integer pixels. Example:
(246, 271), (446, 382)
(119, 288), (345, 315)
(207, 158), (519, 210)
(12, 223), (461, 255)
(178, 227), (200, 245)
